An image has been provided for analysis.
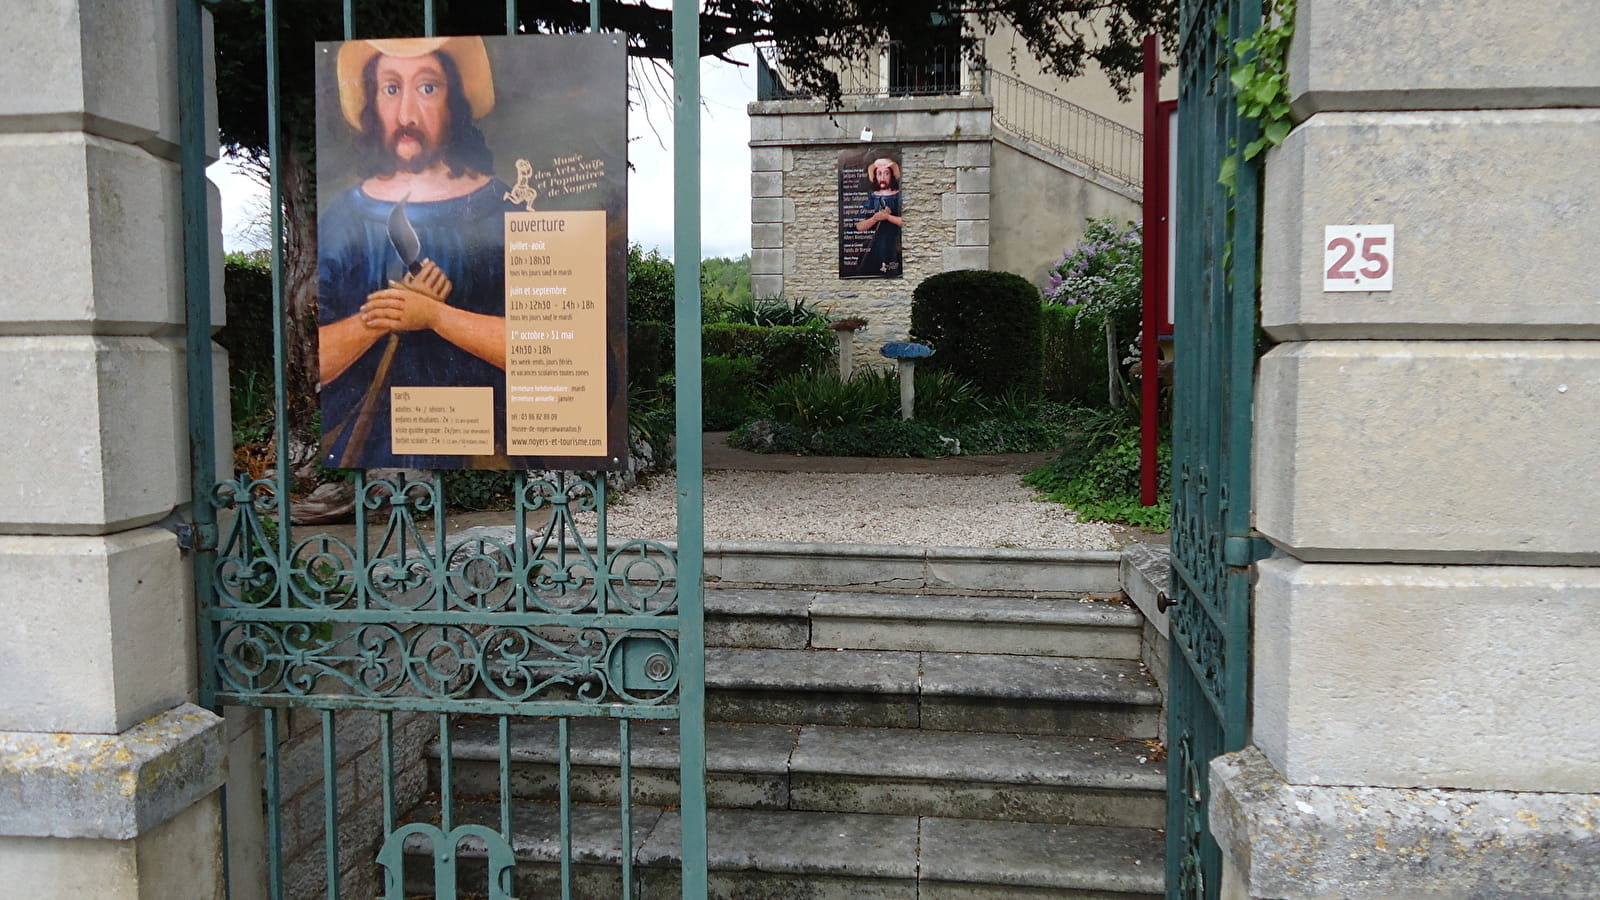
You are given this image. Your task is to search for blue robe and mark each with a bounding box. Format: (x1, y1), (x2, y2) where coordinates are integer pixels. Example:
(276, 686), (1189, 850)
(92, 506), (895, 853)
(317, 180), (517, 469)
(856, 191), (903, 278)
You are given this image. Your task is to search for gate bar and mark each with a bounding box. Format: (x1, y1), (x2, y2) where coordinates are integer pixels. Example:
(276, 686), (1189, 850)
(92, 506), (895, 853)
(671, 0), (710, 895)
(265, 710), (285, 900)
(620, 719), (635, 900)
(321, 710), (341, 900)
(264, 0), (290, 583)
(176, 0), (219, 702)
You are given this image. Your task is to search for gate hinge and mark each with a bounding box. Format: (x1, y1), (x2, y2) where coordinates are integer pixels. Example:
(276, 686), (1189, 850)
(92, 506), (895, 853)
(172, 521), (218, 553)
(1223, 535), (1273, 567)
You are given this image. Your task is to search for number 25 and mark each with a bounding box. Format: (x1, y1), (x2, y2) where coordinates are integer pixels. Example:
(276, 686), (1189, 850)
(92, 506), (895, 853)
(1326, 235), (1390, 281)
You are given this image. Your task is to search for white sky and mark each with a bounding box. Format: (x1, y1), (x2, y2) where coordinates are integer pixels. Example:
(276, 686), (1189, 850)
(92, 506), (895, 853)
(209, 46), (757, 262)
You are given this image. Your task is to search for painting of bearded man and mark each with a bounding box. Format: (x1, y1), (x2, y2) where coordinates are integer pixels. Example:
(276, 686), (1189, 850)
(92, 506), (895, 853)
(315, 36), (516, 469)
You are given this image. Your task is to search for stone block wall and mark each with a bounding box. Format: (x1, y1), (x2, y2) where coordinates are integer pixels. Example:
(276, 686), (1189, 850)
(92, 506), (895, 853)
(749, 97), (992, 371)
(0, 2), (229, 897)
(1214, 1), (1600, 896)
(272, 708), (434, 900)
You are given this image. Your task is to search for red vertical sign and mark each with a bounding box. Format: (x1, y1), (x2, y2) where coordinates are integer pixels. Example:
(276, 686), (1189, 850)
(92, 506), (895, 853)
(1139, 35), (1170, 507)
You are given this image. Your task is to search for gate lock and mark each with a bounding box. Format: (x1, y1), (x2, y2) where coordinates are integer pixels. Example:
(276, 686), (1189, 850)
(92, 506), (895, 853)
(605, 632), (679, 698)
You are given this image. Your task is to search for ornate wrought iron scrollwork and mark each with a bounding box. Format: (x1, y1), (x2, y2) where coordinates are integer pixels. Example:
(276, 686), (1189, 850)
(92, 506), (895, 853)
(205, 470), (680, 708)
(376, 823), (517, 900)
(1174, 731), (1208, 900)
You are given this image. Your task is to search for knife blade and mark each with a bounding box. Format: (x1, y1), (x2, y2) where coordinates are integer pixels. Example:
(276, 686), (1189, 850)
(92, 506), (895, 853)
(386, 196), (422, 278)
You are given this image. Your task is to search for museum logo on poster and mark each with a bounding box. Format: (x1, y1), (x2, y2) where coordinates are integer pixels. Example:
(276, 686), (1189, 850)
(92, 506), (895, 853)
(312, 34), (628, 471)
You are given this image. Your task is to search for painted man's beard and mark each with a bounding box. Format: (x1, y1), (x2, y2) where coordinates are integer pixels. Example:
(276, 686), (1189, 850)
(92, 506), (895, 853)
(387, 125), (443, 174)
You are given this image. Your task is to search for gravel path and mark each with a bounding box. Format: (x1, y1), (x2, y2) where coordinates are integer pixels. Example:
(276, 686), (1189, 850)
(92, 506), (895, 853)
(576, 470), (1120, 550)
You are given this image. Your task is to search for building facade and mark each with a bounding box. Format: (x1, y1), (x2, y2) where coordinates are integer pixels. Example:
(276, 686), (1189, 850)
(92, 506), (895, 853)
(749, 28), (1148, 368)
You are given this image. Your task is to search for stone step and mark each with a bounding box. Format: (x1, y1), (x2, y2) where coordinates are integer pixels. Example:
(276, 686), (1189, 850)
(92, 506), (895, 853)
(401, 802), (1163, 899)
(708, 647), (1161, 737)
(437, 717), (1164, 828)
(808, 591), (1142, 658)
(788, 724), (1164, 829)
(706, 587), (1142, 658)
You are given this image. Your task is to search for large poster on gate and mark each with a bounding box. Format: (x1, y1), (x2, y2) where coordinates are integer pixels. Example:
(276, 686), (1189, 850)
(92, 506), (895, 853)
(313, 34), (627, 471)
(838, 148), (904, 278)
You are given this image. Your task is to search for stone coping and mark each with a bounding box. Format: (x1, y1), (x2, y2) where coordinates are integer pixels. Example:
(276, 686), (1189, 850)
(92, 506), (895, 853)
(993, 127), (1143, 201)
(1211, 746), (1600, 900)
(0, 703), (225, 840)
(1118, 542), (1171, 638)
(749, 95), (994, 116)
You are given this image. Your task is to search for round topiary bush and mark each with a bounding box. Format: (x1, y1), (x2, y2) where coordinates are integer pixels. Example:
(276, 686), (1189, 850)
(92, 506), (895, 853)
(910, 269), (1043, 400)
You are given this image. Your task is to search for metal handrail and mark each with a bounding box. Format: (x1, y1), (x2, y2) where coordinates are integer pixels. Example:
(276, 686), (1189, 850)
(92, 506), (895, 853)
(756, 43), (982, 101)
(986, 68), (1143, 189)
(756, 48), (1142, 191)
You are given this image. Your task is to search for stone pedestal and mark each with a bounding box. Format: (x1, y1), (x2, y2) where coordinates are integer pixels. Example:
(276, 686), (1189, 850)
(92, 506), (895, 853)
(0, 2), (227, 897)
(1220, 1), (1600, 895)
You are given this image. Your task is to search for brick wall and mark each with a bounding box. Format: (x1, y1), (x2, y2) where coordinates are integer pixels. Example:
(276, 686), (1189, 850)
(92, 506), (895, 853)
(270, 708), (434, 900)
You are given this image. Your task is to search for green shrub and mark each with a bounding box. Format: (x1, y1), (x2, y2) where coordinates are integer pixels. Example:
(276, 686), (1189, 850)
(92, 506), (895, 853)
(441, 469), (518, 511)
(759, 368), (994, 430)
(218, 253), (278, 447)
(763, 370), (898, 428)
(627, 243), (675, 325)
(701, 322), (834, 385)
(217, 252), (275, 383)
(908, 370), (986, 426)
(706, 295), (830, 327)
(1041, 303), (1114, 407)
(728, 414), (1072, 458)
(730, 419), (946, 456)
(910, 270), (1043, 400)
(1024, 418), (1172, 531)
(1043, 219), (1144, 408)
(628, 320), (667, 391)
(703, 355), (762, 430)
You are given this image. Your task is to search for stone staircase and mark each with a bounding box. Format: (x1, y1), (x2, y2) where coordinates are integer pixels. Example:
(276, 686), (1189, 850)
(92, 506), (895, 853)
(415, 577), (1165, 897)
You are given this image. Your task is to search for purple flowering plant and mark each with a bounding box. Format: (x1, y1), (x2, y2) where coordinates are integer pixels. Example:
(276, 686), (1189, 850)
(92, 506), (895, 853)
(1045, 217), (1144, 323)
(1045, 218), (1145, 407)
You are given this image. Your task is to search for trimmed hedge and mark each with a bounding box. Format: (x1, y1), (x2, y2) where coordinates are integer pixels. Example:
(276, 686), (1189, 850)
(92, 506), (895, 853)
(910, 269), (1043, 400)
(217, 254), (275, 382)
(703, 355), (762, 430)
(701, 322), (834, 386)
(627, 320), (667, 391)
(1040, 303), (1112, 407)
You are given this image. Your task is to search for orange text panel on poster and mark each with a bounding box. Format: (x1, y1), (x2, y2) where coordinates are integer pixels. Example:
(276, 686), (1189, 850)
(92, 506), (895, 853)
(390, 386), (495, 456)
(503, 210), (607, 456)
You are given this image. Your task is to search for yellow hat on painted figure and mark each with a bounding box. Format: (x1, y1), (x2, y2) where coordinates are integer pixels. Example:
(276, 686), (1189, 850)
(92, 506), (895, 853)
(865, 157), (901, 181)
(337, 36), (494, 129)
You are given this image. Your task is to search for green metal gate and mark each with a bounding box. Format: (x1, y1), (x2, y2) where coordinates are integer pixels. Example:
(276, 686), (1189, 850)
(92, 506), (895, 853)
(175, 2), (709, 897)
(1165, 1), (1265, 897)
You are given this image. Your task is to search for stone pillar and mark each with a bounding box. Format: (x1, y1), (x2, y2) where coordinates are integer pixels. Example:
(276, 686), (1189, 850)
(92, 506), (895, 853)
(1217, 2), (1600, 897)
(748, 140), (791, 301)
(0, 2), (227, 898)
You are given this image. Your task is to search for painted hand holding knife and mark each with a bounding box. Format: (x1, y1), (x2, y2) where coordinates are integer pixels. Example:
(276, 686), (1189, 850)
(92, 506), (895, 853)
(336, 198), (454, 465)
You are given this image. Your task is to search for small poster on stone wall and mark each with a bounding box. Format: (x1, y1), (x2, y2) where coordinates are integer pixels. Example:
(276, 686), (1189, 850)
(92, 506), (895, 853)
(312, 34), (628, 471)
(838, 148), (904, 279)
